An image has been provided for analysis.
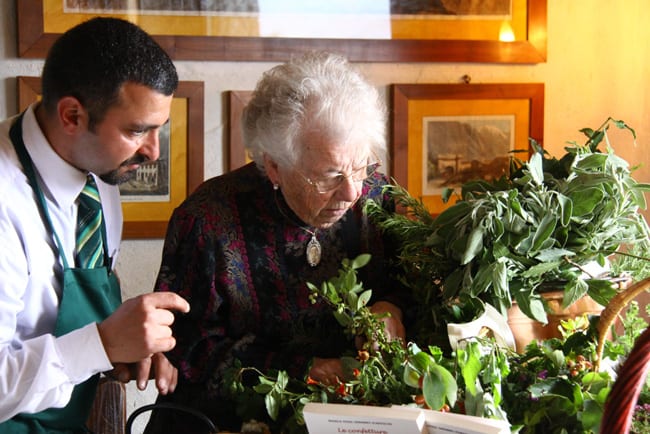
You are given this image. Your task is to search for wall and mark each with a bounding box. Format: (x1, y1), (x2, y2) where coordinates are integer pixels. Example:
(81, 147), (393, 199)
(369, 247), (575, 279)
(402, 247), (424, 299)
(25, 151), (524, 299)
(1, 1), (649, 431)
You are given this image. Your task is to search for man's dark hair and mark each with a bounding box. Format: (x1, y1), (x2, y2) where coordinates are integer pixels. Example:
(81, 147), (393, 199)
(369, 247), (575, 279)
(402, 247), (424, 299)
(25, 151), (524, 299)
(41, 17), (178, 129)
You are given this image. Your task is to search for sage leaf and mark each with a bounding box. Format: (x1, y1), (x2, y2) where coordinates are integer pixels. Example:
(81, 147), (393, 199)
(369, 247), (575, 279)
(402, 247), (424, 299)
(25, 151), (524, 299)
(570, 188), (603, 216)
(531, 213), (557, 252)
(528, 152), (544, 185)
(523, 260), (564, 278)
(461, 226), (484, 265)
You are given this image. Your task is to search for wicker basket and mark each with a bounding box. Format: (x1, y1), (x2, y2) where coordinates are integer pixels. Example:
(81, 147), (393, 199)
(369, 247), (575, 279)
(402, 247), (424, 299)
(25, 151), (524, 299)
(597, 277), (650, 433)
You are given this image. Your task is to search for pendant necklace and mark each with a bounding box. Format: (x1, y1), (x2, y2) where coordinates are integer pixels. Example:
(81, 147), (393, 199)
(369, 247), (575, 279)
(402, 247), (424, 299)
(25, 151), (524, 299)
(274, 186), (321, 267)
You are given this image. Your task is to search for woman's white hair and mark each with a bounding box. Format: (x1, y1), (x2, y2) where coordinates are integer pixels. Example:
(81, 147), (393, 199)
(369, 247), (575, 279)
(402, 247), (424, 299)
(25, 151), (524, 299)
(241, 51), (387, 173)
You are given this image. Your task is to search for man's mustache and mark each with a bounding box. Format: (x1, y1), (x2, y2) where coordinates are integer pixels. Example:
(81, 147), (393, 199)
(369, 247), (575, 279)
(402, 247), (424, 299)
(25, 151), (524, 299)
(121, 154), (148, 167)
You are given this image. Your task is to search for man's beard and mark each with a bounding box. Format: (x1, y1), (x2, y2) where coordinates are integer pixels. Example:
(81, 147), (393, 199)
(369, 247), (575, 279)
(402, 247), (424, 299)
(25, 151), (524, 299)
(99, 154), (148, 185)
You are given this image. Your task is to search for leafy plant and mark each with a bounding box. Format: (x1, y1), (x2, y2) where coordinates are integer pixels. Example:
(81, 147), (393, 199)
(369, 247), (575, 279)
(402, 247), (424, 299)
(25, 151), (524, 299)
(228, 255), (650, 433)
(228, 255), (508, 433)
(367, 118), (650, 327)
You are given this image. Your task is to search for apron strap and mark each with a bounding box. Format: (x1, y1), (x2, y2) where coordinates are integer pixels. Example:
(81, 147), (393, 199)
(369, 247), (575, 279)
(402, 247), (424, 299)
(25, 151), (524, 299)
(10, 112), (71, 270)
(9, 112), (111, 269)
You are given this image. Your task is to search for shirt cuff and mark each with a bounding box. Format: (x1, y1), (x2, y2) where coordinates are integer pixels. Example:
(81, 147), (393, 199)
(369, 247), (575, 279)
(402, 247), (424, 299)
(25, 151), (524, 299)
(56, 323), (113, 382)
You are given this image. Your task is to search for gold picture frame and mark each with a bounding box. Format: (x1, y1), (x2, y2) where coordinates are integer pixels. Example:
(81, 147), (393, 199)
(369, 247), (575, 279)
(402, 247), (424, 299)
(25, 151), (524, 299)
(227, 90), (252, 172)
(17, 0), (546, 63)
(391, 83), (544, 215)
(17, 76), (205, 239)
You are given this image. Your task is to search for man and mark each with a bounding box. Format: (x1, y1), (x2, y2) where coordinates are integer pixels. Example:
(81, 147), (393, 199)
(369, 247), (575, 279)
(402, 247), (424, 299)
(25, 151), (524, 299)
(0, 17), (189, 432)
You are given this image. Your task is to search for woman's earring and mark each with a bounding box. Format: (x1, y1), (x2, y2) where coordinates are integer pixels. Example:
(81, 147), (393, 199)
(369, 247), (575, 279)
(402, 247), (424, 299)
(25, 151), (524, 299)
(273, 184), (279, 191)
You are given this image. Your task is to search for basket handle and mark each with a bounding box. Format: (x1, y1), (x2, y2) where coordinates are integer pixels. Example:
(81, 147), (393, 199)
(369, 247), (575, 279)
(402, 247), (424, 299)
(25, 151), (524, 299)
(595, 276), (650, 371)
(125, 402), (218, 434)
(600, 326), (650, 433)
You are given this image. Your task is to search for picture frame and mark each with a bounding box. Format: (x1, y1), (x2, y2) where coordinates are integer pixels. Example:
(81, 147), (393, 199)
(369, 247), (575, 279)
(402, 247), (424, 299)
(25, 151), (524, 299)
(227, 90), (252, 171)
(17, 0), (546, 63)
(17, 76), (205, 239)
(391, 83), (544, 214)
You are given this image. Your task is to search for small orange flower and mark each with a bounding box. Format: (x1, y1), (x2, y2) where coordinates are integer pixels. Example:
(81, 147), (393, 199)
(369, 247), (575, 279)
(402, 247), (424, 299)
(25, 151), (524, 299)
(353, 368), (361, 377)
(306, 376), (319, 385)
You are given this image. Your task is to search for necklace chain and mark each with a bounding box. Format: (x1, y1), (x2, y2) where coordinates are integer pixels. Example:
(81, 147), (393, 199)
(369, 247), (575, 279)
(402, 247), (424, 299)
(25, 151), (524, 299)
(274, 189), (322, 267)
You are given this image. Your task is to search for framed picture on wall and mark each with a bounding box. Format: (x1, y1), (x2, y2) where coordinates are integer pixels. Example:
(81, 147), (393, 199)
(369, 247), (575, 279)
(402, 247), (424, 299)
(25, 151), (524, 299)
(227, 90), (253, 172)
(17, 0), (546, 63)
(391, 83), (544, 215)
(17, 76), (205, 239)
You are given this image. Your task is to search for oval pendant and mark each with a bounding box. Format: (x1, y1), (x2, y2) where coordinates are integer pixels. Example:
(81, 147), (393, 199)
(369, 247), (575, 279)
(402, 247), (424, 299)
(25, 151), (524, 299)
(306, 235), (321, 267)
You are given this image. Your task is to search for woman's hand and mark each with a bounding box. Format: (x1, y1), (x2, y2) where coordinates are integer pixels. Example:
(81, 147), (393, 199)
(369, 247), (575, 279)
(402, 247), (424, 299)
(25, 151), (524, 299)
(355, 301), (406, 350)
(107, 352), (179, 395)
(308, 357), (345, 386)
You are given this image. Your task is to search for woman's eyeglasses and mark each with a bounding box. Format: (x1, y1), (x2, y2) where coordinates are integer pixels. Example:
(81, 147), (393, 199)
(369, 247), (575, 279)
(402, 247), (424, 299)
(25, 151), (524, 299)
(300, 159), (382, 194)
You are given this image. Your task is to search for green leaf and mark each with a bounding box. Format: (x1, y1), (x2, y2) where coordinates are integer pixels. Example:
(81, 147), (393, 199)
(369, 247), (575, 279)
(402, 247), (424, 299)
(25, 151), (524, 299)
(562, 279), (589, 309)
(581, 399), (604, 432)
(333, 310), (351, 327)
(276, 370), (289, 390)
(351, 253), (371, 269)
(253, 383), (273, 394)
(531, 213), (557, 252)
(569, 188), (604, 217)
(357, 289), (372, 309)
(403, 364), (422, 388)
(459, 344), (482, 396)
(407, 349), (435, 373)
(346, 291), (358, 309)
(585, 279), (617, 306)
(514, 292), (548, 323)
(555, 193), (573, 227)
(265, 391), (280, 420)
(528, 152), (544, 185)
(423, 364), (458, 410)
(522, 260), (564, 277)
(434, 201), (472, 227)
(461, 226), (485, 265)
(441, 187), (454, 203)
(492, 259), (509, 300)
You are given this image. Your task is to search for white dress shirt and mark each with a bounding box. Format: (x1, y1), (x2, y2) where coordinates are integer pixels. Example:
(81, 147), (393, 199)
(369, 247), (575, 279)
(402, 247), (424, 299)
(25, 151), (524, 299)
(0, 106), (122, 421)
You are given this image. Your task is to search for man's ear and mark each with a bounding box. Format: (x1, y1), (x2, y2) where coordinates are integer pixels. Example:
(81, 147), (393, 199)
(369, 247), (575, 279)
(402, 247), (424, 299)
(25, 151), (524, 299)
(57, 96), (88, 134)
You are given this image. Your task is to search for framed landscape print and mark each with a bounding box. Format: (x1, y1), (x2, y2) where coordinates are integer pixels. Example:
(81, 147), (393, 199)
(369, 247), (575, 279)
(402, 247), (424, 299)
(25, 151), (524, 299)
(391, 83), (544, 214)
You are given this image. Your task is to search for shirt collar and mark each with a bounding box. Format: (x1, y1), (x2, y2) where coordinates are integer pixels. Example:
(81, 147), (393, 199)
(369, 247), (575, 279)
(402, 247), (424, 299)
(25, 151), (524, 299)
(22, 104), (87, 208)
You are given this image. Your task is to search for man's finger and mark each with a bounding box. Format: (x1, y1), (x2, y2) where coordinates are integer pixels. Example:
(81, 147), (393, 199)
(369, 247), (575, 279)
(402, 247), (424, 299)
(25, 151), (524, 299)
(136, 357), (152, 390)
(145, 292), (190, 313)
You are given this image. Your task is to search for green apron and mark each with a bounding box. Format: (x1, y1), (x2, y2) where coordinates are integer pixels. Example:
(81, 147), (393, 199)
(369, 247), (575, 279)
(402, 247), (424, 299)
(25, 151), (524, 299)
(0, 114), (122, 433)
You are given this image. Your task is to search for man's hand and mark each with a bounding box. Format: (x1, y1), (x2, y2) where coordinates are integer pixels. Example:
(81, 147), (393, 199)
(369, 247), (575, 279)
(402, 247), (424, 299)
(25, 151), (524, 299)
(109, 353), (179, 395)
(97, 292), (189, 363)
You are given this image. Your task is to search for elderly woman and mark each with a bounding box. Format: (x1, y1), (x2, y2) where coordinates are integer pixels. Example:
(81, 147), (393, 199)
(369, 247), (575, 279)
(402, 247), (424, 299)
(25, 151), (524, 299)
(144, 51), (409, 433)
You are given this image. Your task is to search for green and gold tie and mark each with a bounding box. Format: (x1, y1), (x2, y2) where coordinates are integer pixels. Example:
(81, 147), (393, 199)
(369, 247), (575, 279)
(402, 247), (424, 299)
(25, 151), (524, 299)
(75, 175), (104, 268)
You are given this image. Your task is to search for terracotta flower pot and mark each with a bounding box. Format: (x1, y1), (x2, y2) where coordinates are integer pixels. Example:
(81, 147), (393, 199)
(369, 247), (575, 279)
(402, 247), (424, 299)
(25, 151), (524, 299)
(506, 291), (605, 353)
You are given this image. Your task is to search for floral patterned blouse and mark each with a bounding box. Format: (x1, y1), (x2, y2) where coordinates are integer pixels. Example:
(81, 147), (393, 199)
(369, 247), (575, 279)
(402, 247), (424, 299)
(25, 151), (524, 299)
(145, 162), (407, 433)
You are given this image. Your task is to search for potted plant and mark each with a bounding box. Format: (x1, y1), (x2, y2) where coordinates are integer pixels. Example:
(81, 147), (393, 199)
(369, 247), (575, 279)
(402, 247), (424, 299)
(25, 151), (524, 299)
(366, 118), (650, 347)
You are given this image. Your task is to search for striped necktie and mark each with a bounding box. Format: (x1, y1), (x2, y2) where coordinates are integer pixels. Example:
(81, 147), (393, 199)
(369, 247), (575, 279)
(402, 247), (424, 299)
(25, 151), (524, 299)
(75, 175), (104, 268)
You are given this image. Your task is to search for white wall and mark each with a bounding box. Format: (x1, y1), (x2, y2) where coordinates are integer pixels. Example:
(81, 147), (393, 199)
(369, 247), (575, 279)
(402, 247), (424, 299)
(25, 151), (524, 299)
(2, 1), (650, 431)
